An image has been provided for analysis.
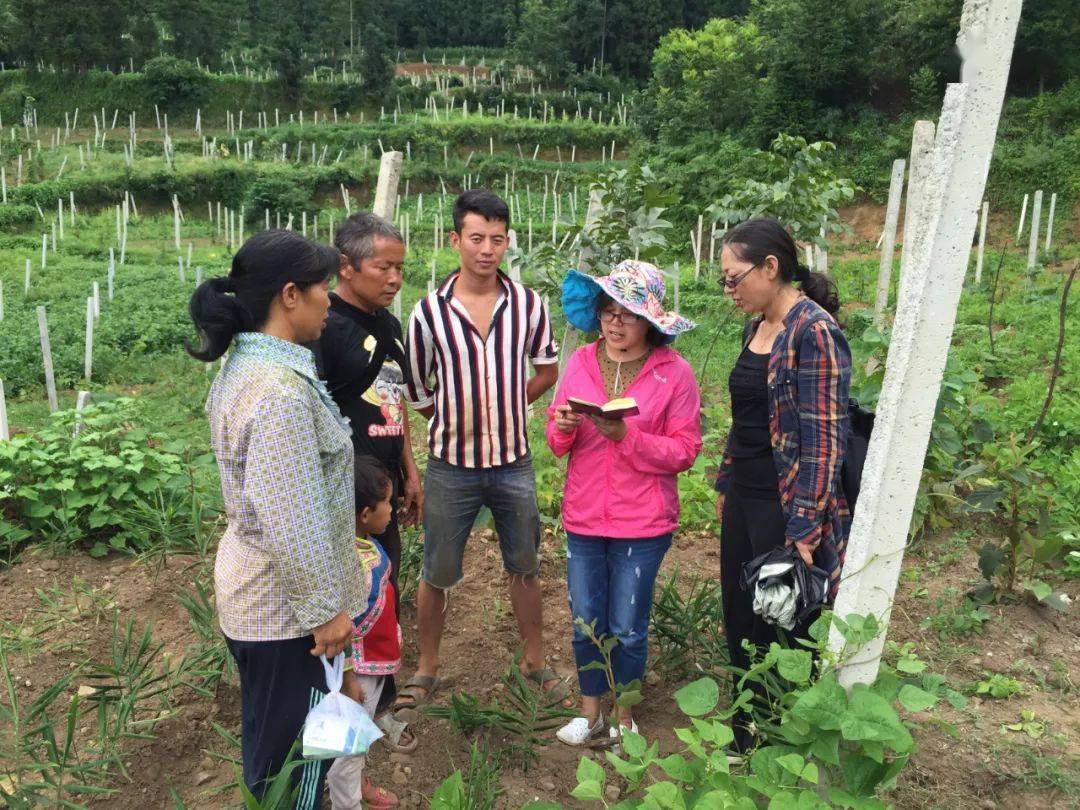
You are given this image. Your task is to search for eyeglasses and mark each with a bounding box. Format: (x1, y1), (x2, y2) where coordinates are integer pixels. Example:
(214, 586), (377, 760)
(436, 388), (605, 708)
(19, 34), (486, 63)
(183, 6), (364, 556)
(599, 309), (642, 325)
(721, 263), (760, 290)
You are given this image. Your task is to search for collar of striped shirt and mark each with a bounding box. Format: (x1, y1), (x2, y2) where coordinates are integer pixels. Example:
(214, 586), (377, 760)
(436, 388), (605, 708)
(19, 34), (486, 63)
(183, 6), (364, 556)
(405, 269), (559, 469)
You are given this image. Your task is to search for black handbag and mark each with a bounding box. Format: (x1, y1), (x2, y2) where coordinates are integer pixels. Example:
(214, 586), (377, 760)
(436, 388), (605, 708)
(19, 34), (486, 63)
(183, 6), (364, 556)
(740, 545), (831, 628)
(841, 398), (875, 511)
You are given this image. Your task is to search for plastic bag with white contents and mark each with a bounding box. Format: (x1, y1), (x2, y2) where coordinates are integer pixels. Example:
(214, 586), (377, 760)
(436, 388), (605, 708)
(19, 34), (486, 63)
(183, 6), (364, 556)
(302, 653), (383, 759)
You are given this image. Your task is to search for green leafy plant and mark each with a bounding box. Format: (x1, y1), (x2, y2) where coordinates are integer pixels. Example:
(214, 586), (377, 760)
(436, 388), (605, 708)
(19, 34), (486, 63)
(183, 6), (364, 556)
(568, 613), (929, 808)
(0, 399), (189, 556)
(430, 742), (504, 810)
(649, 571), (727, 678)
(970, 673), (1024, 700)
(425, 660), (574, 768)
(708, 134), (857, 249)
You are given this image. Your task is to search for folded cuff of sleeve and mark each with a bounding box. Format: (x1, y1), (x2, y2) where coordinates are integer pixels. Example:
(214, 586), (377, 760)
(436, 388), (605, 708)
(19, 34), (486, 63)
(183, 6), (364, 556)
(407, 394), (435, 410)
(292, 592), (341, 634)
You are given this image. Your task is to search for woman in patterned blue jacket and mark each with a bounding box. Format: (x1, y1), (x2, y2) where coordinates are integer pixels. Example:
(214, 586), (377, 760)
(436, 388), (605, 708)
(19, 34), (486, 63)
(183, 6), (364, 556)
(714, 218), (852, 754)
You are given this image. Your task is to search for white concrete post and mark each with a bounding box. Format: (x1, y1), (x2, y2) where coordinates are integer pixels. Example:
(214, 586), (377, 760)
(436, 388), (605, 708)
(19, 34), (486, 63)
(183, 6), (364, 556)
(829, 0), (1022, 689)
(975, 201), (989, 283)
(694, 214), (704, 280)
(37, 306), (58, 412)
(1015, 192), (1028, 243)
(1044, 192), (1056, 253)
(74, 391), (92, 436)
(896, 122), (936, 311)
(373, 151), (403, 221)
(507, 228), (521, 282)
(873, 159), (906, 327)
(1027, 189), (1042, 270)
(372, 152), (404, 317)
(173, 195), (182, 252)
(84, 296), (94, 381)
(0, 379), (8, 441)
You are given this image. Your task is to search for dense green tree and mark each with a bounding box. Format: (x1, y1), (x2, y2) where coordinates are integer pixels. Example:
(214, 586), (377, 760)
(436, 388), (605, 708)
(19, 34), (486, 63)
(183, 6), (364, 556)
(1012, 0), (1080, 92)
(639, 17), (768, 143)
(358, 24), (395, 101)
(156, 0), (230, 66)
(509, 0), (574, 79)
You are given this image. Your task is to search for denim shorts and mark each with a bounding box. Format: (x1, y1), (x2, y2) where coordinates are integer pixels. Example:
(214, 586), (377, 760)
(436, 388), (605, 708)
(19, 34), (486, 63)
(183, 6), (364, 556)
(422, 454), (542, 588)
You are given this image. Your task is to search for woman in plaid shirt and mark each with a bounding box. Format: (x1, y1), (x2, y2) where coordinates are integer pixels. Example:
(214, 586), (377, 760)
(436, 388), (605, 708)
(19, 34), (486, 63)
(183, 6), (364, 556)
(189, 230), (364, 808)
(714, 219), (852, 754)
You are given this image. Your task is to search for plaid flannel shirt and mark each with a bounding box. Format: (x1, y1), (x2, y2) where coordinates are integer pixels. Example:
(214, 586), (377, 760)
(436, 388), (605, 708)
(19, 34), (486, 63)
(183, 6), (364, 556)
(207, 332), (365, 641)
(715, 298), (852, 596)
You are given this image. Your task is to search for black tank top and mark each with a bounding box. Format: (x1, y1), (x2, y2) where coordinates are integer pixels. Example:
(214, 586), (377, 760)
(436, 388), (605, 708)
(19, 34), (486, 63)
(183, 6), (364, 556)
(727, 345), (779, 495)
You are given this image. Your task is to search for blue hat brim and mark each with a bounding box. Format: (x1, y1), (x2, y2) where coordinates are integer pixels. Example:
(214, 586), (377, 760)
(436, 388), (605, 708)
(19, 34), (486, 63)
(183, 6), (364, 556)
(561, 269), (604, 333)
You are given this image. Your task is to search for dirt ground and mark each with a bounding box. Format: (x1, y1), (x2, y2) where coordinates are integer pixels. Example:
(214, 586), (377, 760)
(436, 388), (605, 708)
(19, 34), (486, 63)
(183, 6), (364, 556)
(0, 522), (1075, 809)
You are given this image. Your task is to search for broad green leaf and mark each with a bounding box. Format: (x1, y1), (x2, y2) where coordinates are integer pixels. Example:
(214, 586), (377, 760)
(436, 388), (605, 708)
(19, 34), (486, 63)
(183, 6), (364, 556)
(791, 675), (846, 730)
(898, 684), (937, 713)
(570, 780), (603, 802)
(576, 756), (605, 787)
(675, 677), (720, 717)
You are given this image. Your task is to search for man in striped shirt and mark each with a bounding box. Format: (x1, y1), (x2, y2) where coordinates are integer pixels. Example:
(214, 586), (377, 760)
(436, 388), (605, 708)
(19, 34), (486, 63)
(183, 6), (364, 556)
(399, 189), (567, 711)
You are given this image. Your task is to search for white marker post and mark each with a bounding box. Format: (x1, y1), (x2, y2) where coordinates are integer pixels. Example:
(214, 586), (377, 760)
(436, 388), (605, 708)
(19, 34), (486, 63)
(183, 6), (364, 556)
(896, 122), (936, 310)
(84, 296), (94, 381)
(0, 379), (9, 441)
(507, 228), (522, 282)
(873, 158), (906, 327)
(1015, 192), (1028, 243)
(975, 201), (989, 283)
(1027, 189), (1042, 270)
(829, 0), (1022, 689)
(1044, 192), (1056, 253)
(372, 151), (404, 318)
(37, 306), (58, 412)
(694, 214), (704, 280)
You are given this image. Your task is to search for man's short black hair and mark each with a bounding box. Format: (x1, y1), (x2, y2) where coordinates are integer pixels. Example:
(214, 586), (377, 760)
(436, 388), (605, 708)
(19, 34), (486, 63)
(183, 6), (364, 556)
(354, 455), (392, 513)
(452, 189), (510, 234)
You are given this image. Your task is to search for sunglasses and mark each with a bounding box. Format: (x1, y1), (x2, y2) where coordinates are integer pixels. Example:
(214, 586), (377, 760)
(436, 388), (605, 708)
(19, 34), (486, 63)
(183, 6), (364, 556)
(721, 263), (760, 290)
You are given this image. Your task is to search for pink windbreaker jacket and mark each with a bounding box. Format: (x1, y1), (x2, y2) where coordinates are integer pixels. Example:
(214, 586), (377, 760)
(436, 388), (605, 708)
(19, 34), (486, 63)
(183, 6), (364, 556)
(546, 342), (703, 538)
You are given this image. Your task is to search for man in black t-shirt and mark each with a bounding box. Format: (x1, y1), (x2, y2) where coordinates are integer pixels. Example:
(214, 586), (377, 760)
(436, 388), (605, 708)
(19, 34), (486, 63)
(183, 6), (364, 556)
(312, 216), (423, 738)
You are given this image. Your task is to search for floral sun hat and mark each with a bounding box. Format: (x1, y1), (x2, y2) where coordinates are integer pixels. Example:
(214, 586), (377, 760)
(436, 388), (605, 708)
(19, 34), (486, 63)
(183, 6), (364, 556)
(561, 260), (696, 341)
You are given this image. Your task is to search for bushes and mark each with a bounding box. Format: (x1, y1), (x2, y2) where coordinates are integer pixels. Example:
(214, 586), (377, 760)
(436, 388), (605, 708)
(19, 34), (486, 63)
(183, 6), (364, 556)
(0, 399), (188, 557)
(245, 173), (315, 221)
(141, 56), (210, 109)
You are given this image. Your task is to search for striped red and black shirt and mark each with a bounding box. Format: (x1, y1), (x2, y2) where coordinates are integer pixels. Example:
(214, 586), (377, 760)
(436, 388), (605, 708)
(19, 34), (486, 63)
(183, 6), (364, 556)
(404, 270), (559, 468)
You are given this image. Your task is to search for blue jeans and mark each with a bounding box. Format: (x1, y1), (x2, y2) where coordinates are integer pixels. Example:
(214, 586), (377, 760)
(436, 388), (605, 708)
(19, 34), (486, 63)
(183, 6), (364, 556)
(566, 532), (672, 697)
(422, 454), (542, 588)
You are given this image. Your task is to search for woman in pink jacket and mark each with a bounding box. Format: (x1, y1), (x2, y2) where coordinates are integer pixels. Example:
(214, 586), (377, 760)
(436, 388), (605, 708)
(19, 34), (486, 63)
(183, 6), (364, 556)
(547, 260), (702, 745)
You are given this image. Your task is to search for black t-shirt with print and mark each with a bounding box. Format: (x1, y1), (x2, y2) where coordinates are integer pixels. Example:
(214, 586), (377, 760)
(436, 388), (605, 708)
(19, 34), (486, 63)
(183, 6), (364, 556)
(311, 293), (406, 469)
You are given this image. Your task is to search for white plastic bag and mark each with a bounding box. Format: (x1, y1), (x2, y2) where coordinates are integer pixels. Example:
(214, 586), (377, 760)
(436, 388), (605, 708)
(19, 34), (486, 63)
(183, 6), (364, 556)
(302, 653), (383, 759)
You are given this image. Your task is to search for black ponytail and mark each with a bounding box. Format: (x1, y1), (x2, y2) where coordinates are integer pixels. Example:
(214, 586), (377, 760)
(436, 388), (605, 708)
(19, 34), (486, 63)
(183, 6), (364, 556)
(187, 229), (339, 361)
(723, 218), (840, 318)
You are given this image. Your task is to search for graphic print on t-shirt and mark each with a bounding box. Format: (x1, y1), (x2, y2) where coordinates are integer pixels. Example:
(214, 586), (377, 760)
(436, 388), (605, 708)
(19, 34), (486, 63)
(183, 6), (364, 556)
(360, 334), (406, 438)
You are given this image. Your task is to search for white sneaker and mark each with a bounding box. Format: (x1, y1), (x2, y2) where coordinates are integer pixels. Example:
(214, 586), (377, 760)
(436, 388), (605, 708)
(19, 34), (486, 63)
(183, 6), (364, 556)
(608, 720), (639, 754)
(556, 714), (605, 746)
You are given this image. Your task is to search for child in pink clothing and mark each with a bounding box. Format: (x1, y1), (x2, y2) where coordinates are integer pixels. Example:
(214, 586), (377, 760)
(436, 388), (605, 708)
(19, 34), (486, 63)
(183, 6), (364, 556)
(547, 261), (702, 746)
